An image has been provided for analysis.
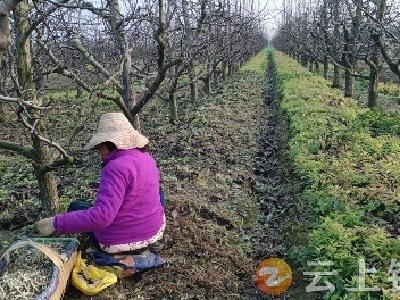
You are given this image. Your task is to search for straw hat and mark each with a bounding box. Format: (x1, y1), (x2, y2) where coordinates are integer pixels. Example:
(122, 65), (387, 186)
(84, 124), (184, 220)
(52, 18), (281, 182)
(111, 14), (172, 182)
(84, 113), (149, 150)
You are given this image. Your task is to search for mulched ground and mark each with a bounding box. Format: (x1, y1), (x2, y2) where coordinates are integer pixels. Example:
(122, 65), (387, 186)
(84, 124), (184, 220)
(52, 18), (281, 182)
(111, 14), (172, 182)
(96, 74), (262, 299)
(1, 54), (313, 299)
(62, 68), (266, 299)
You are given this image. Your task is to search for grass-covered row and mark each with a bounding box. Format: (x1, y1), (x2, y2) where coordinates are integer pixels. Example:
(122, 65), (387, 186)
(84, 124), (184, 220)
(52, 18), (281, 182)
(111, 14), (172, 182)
(274, 51), (400, 299)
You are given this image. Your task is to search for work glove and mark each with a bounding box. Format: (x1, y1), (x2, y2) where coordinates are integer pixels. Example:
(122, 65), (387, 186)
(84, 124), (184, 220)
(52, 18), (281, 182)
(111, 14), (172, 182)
(33, 217), (55, 236)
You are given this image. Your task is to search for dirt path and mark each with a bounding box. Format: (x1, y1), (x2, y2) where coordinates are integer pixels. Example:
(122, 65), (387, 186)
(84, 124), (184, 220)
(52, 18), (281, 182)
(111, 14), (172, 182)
(247, 52), (315, 299)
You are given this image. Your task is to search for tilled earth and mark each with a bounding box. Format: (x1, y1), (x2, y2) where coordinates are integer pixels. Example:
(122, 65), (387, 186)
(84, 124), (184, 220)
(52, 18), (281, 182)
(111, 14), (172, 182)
(65, 67), (268, 299)
(0, 52), (311, 299)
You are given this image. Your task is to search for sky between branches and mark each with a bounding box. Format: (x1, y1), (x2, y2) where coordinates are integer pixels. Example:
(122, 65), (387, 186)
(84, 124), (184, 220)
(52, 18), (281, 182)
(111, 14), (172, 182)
(260, 0), (282, 37)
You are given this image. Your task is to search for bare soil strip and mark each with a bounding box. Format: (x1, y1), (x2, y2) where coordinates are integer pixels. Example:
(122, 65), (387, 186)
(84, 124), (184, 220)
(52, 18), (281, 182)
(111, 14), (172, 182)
(247, 52), (314, 300)
(64, 54), (267, 299)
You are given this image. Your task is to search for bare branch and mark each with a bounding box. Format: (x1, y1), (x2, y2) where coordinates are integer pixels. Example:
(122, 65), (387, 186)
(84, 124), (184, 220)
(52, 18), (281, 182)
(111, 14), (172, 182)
(38, 156), (75, 176)
(0, 94), (51, 110)
(131, 58), (182, 116)
(70, 33), (123, 93)
(22, 0), (71, 43)
(0, 139), (33, 159)
(16, 110), (71, 159)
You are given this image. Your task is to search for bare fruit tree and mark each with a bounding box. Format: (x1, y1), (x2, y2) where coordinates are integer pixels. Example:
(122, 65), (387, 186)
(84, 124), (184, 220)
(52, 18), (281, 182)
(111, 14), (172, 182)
(274, 0), (400, 108)
(0, 0), (266, 214)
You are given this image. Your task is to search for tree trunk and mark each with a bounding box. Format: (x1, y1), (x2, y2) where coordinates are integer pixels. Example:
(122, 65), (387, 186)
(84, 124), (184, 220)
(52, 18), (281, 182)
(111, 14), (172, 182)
(33, 144), (60, 214)
(204, 76), (211, 94)
(168, 54), (178, 124)
(226, 0), (233, 78)
(76, 83), (83, 98)
(0, 7), (9, 123)
(332, 64), (341, 88)
(205, 10), (212, 94)
(309, 59), (314, 73)
(222, 61), (227, 81)
(331, 0), (341, 88)
(343, 24), (352, 97)
(343, 6), (361, 98)
(182, 0), (198, 102)
(188, 59), (198, 102)
(0, 5), (10, 59)
(227, 61), (233, 76)
(323, 56), (328, 80)
(107, 0), (139, 129)
(14, 1), (59, 214)
(322, 0), (329, 80)
(0, 55), (6, 123)
(0, 104), (4, 123)
(344, 68), (353, 97)
(168, 90), (178, 124)
(367, 0), (385, 108)
(368, 65), (378, 108)
(205, 58), (212, 94)
(367, 49), (380, 108)
(213, 65), (219, 86)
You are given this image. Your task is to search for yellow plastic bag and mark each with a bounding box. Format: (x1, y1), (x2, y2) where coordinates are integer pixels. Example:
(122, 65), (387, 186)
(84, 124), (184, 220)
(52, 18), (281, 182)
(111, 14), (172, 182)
(71, 251), (118, 295)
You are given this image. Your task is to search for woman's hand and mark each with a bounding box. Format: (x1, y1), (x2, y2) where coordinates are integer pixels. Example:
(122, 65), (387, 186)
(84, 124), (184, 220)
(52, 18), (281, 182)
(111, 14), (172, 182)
(33, 217), (55, 236)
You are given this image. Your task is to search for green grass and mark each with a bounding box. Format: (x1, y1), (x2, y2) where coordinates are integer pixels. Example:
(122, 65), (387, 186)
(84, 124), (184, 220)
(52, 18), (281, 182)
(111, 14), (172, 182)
(314, 62), (400, 113)
(275, 50), (400, 299)
(239, 48), (268, 75)
(353, 76), (400, 113)
(379, 82), (400, 96)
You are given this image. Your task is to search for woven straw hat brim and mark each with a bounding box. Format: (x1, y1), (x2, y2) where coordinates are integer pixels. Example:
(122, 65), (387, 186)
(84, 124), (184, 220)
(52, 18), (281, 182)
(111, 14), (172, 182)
(84, 131), (149, 150)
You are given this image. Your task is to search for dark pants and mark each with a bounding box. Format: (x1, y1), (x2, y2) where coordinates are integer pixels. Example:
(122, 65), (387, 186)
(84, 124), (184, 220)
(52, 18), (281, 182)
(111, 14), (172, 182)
(68, 200), (99, 249)
(159, 188), (166, 208)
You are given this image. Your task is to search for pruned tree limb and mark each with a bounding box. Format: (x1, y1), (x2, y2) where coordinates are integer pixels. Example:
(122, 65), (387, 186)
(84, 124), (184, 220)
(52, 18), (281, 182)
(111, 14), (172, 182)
(16, 109), (71, 159)
(0, 94), (50, 110)
(38, 156), (75, 176)
(70, 33), (123, 93)
(0, 139), (33, 159)
(36, 36), (129, 116)
(131, 58), (182, 115)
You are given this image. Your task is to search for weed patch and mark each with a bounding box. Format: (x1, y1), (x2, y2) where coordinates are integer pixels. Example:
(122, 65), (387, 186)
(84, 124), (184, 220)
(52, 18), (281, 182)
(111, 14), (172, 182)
(275, 51), (400, 299)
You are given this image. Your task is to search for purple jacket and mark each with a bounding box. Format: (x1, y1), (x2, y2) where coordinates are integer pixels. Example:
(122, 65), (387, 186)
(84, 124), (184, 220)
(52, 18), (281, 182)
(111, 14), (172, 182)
(54, 149), (165, 246)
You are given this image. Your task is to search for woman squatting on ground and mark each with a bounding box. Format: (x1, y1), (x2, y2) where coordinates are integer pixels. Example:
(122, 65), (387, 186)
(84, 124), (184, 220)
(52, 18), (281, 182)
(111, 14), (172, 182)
(34, 112), (166, 254)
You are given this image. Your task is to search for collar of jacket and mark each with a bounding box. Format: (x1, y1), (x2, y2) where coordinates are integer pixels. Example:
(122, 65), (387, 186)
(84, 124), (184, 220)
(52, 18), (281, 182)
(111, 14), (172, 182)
(102, 149), (130, 167)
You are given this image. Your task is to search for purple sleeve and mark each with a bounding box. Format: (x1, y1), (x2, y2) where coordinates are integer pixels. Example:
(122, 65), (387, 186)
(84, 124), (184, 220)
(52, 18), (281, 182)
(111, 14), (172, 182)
(54, 162), (130, 233)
